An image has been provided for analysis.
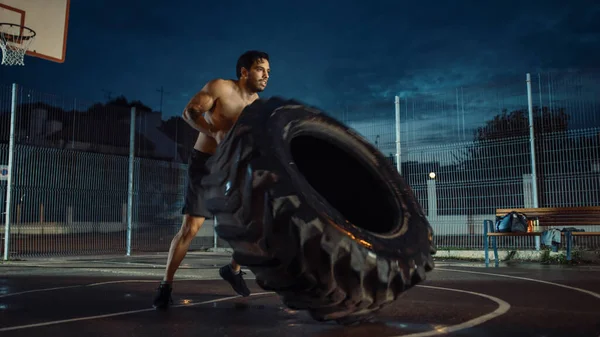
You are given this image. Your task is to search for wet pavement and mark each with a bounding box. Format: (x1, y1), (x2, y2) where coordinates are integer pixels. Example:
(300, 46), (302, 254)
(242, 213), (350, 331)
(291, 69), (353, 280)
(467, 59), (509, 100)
(1, 253), (599, 337)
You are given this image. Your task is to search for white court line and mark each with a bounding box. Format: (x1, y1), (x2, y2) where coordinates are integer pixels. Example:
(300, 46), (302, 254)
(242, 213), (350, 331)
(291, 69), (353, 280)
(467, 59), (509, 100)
(0, 291), (276, 332)
(3, 261), (160, 267)
(0, 267), (596, 334)
(0, 278), (511, 336)
(0, 278), (233, 299)
(0, 285), (85, 298)
(395, 285), (511, 337)
(436, 268), (600, 300)
(80, 261), (167, 267)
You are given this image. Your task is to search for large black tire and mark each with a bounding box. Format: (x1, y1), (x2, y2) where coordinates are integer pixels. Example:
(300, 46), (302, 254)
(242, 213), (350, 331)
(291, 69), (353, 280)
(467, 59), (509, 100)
(202, 97), (435, 324)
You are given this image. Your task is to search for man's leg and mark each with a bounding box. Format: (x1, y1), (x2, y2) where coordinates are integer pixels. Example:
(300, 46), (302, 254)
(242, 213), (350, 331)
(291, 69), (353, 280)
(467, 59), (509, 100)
(153, 214), (205, 309)
(153, 148), (208, 309)
(163, 214), (205, 282)
(230, 258), (242, 273)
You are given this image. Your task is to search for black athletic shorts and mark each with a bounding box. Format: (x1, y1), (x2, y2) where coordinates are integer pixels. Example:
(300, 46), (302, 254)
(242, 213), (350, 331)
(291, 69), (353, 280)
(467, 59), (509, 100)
(181, 149), (213, 218)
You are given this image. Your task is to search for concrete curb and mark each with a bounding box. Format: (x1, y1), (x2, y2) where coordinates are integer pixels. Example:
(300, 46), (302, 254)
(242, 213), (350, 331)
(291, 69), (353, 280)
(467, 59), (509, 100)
(434, 249), (541, 261)
(2, 248), (598, 267)
(433, 249), (600, 263)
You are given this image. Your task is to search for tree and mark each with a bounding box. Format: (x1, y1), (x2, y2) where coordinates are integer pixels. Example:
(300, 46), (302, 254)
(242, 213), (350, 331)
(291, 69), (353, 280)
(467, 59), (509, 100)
(461, 105), (599, 208)
(438, 106), (573, 213)
(462, 106), (570, 182)
(474, 106), (569, 141)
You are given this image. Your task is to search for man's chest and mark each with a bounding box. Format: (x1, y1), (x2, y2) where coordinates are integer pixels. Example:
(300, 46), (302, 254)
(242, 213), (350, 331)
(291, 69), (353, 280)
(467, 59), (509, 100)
(214, 97), (254, 118)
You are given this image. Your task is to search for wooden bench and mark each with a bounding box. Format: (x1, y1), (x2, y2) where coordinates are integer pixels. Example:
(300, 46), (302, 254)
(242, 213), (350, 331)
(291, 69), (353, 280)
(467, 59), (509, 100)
(483, 207), (600, 267)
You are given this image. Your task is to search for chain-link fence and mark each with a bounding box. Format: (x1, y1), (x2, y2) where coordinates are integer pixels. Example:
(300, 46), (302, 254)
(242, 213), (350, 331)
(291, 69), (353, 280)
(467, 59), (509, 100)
(342, 70), (600, 250)
(1, 69), (599, 259)
(0, 84), (218, 259)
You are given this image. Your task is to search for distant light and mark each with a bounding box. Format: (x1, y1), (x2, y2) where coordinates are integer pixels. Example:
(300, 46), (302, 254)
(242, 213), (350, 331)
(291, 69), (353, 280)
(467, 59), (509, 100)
(429, 172), (436, 179)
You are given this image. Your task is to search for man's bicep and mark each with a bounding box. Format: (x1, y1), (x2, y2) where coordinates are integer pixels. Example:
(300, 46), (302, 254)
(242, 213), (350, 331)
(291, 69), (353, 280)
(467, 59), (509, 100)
(187, 84), (218, 112)
(190, 79), (228, 108)
(183, 81), (222, 120)
(182, 79), (228, 133)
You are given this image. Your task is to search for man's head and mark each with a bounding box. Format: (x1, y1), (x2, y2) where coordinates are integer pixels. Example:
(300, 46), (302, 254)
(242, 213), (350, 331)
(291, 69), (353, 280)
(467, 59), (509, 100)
(236, 50), (270, 92)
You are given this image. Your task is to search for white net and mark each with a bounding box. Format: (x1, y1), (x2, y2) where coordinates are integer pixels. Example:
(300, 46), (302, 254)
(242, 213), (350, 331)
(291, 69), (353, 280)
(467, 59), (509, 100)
(0, 23), (36, 66)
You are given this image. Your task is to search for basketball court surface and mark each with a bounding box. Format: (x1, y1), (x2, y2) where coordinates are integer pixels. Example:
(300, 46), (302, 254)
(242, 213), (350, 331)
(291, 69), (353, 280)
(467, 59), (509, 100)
(0, 2), (599, 336)
(1, 253), (599, 337)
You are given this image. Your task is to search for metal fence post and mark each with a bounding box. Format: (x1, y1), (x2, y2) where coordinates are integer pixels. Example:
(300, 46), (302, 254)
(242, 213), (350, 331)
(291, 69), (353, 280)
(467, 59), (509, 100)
(3, 83), (17, 261)
(394, 95), (401, 174)
(526, 73), (541, 250)
(126, 107), (136, 256)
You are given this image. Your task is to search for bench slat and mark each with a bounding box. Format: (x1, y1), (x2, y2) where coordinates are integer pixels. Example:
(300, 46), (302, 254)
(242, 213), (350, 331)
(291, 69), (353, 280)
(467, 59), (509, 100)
(496, 206), (600, 212)
(538, 218), (600, 226)
(496, 207), (600, 217)
(488, 232), (541, 236)
(495, 213), (600, 219)
(496, 210), (600, 214)
(488, 232), (600, 236)
(494, 207), (600, 229)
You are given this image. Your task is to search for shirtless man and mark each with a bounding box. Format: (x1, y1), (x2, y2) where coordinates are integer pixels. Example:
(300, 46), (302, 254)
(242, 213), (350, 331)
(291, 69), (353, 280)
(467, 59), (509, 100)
(153, 50), (271, 309)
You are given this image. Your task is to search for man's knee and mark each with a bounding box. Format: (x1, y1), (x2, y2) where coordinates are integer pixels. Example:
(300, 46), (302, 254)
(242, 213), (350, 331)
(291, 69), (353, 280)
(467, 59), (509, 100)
(180, 215), (205, 239)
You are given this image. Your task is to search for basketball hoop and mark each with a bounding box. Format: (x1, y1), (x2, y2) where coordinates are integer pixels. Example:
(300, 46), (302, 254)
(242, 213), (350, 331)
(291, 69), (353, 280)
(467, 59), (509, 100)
(0, 23), (36, 66)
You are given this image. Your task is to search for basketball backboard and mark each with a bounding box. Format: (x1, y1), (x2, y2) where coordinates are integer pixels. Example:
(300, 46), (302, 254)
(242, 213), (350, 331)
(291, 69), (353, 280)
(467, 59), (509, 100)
(0, 0), (70, 63)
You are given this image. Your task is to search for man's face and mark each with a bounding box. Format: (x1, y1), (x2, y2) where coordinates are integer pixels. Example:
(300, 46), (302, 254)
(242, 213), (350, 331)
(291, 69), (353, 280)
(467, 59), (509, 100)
(245, 58), (270, 92)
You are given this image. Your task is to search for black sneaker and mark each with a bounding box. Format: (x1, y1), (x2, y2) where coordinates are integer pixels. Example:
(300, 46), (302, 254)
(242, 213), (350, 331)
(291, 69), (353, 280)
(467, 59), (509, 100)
(152, 282), (173, 309)
(219, 265), (251, 297)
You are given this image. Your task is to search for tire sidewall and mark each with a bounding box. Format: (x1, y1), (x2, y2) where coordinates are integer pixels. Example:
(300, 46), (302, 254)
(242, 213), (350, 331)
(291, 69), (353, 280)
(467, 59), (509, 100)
(262, 104), (430, 258)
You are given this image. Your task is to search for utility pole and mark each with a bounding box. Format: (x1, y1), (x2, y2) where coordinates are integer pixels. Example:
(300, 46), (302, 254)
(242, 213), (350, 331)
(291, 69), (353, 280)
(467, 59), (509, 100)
(156, 86), (176, 159)
(156, 86), (171, 113)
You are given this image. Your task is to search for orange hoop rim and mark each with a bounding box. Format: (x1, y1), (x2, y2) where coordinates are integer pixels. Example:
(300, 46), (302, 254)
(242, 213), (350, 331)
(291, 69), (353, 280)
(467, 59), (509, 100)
(0, 22), (36, 42)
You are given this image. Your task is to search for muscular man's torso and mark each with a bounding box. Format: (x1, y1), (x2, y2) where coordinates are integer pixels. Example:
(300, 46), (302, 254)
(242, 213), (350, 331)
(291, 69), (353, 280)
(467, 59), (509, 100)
(194, 80), (258, 154)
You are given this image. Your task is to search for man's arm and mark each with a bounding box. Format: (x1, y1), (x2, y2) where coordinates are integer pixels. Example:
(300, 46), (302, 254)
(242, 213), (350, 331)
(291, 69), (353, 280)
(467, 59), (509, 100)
(182, 79), (225, 134)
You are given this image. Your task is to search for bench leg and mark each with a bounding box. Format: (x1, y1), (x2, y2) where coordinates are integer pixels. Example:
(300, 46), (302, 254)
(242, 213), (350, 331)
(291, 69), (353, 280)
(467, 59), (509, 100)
(565, 231), (572, 261)
(483, 220), (489, 267)
(492, 236), (499, 267)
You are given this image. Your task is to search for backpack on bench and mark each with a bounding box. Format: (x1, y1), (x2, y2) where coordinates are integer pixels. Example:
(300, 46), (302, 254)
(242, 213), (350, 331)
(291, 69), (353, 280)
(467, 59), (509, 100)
(496, 211), (528, 233)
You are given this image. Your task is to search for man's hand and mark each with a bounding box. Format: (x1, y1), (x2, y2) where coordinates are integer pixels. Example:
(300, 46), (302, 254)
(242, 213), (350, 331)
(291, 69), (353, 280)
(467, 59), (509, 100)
(183, 102), (215, 135)
(183, 107), (215, 135)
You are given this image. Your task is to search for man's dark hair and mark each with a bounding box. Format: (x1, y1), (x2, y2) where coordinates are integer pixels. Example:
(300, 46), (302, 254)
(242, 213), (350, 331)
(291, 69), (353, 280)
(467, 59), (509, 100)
(236, 50), (269, 79)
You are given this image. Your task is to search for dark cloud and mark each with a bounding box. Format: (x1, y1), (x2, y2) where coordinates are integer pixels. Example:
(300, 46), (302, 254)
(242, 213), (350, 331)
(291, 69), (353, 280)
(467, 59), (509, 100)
(1, 0), (598, 147)
(320, 0), (600, 107)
